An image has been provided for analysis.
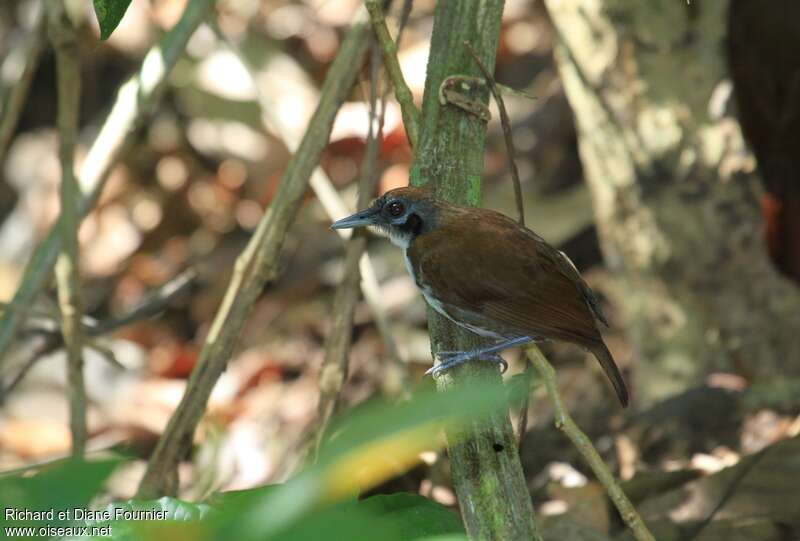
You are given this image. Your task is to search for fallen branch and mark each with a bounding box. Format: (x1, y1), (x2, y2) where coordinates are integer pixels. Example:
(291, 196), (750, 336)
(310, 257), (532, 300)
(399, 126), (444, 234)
(0, 0), (217, 397)
(136, 8), (374, 498)
(47, 0), (87, 457)
(525, 346), (655, 541)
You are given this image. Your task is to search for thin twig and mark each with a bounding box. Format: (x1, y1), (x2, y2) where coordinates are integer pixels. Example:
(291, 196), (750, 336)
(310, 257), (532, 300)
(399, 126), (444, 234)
(364, 0), (420, 150)
(311, 45), (386, 461)
(87, 268), (197, 336)
(0, 0), (217, 398)
(464, 41), (525, 226)
(136, 8), (375, 499)
(1, 269), (195, 397)
(515, 362), (533, 447)
(0, 302), (58, 320)
(0, 2), (47, 166)
(47, 0), (87, 457)
(1, 334), (61, 397)
(209, 19), (410, 396)
(525, 346), (655, 541)
(85, 339), (126, 370)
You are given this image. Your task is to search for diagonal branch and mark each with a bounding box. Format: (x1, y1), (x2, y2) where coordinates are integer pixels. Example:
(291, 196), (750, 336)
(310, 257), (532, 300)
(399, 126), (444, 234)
(208, 19), (409, 395)
(310, 45), (386, 461)
(1, 269), (196, 398)
(526, 346), (655, 541)
(136, 7), (375, 499)
(0, 3), (47, 167)
(364, 0), (420, 149)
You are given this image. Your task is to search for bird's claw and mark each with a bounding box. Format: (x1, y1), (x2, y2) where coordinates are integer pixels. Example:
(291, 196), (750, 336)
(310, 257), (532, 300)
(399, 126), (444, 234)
(425, 350), (508, 378)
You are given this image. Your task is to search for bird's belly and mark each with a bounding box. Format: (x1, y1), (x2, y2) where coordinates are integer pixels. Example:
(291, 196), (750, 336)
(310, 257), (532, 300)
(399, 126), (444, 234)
(403, 248), (507, 340)
(420, 289), (506, 340)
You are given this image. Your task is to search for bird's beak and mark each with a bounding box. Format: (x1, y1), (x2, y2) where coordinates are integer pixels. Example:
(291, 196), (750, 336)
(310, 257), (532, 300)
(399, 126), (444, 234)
(330, 208), (378, 230)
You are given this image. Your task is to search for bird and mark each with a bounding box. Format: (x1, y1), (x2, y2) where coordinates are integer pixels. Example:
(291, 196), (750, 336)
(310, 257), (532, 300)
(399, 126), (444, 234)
(331, 186), (629, 406)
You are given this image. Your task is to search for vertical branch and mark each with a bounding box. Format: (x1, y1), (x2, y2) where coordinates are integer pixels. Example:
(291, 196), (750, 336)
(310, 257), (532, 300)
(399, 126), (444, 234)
(0, 4), (47, 166)
(311, 46), (386, 458)
(136, 8), (374, 499)
(0, 0), (217, 395)
(46, 0), (86, 456)
(525, 347), (655, 541)
(407, 2), (542, 539)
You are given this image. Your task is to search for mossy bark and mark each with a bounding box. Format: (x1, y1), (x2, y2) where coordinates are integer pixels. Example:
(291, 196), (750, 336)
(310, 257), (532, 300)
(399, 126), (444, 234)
(410, 2), (541, 540)
(544, 0), (800, 403)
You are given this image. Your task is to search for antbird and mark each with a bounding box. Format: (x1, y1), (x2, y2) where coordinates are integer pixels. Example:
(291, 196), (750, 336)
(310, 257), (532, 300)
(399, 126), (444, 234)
(331, 186), (629, 406)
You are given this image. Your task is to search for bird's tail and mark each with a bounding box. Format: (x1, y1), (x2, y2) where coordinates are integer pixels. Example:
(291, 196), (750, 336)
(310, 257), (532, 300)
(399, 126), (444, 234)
(589, 342), (629, 407)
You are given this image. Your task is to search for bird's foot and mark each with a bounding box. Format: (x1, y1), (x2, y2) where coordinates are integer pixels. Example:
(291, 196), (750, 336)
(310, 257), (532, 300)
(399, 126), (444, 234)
(426, 350), (508, 378)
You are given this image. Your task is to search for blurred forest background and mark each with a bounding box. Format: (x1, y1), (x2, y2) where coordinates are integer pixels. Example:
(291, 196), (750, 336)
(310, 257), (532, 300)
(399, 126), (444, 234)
(1, 0), (799, 540)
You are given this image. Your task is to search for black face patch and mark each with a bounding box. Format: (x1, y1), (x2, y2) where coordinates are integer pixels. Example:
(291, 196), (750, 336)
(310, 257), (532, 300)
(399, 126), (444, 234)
(401, 213), (423, 236)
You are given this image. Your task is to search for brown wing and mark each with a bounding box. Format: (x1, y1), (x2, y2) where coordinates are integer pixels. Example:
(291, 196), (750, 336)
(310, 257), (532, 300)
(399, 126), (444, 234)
(409, 207), (602, 345)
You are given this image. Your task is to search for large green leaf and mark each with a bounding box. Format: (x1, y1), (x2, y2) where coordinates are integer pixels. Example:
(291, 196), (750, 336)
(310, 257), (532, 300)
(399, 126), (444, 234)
(356, 493), (464, 539)
(64, 490), (462, 541)
(68, 497), (213, 540)
(92, 0), (133, 40)
(0, 381), (515, 541)
(255, 493), (464, 541)
(0, 458), (121, 537)
(206, 380), (522, 541)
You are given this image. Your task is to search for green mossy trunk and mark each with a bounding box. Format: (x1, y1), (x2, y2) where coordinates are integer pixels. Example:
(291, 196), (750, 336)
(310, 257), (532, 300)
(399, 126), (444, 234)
(544, 0), (800, 403)
(410, 2), (541, 540)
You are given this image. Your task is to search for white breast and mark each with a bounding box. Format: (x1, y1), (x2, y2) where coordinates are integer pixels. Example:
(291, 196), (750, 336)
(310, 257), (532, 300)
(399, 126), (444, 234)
(402, 250), (416, 284)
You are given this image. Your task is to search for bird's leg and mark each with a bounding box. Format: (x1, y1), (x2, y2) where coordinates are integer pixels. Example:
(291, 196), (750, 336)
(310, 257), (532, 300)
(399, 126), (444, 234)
(427, 336), (533, 377)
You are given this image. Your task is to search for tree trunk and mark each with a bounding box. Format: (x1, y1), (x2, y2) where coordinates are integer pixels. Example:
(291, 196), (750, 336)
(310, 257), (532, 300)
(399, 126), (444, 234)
(544, 0), (800, 403)
(410, 2), (542, 540)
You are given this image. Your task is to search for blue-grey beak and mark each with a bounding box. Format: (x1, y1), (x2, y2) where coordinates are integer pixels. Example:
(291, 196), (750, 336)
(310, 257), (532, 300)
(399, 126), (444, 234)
(330, 208), (378, 230)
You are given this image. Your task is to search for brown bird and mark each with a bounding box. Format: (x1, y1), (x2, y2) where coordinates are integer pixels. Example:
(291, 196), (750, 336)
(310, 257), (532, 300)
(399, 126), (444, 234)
(331, 186), (629, 406)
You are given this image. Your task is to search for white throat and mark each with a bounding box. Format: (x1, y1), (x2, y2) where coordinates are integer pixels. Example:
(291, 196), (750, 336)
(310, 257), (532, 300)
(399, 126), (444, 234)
(386, 228), (411, 249)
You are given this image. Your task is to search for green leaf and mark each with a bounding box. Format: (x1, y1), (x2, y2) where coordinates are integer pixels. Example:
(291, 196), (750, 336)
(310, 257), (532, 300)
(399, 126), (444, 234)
(206, 485), (284, 510)
(356, 493), (464, 539)
(417, 536), (470, 541)
(207, 381), (521, 541)
(258, 495), (464, 541)
(67, 496), (213, 540)
(0, 457), (121, 535)
(92, 0), (133, 40)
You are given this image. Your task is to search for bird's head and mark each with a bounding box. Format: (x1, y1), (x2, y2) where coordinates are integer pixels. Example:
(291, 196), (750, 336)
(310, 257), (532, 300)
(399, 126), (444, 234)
(330, 186), (438, 248)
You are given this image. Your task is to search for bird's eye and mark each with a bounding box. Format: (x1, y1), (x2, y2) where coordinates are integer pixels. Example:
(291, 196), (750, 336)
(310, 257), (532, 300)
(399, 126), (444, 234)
(386, 200), (404, 217)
